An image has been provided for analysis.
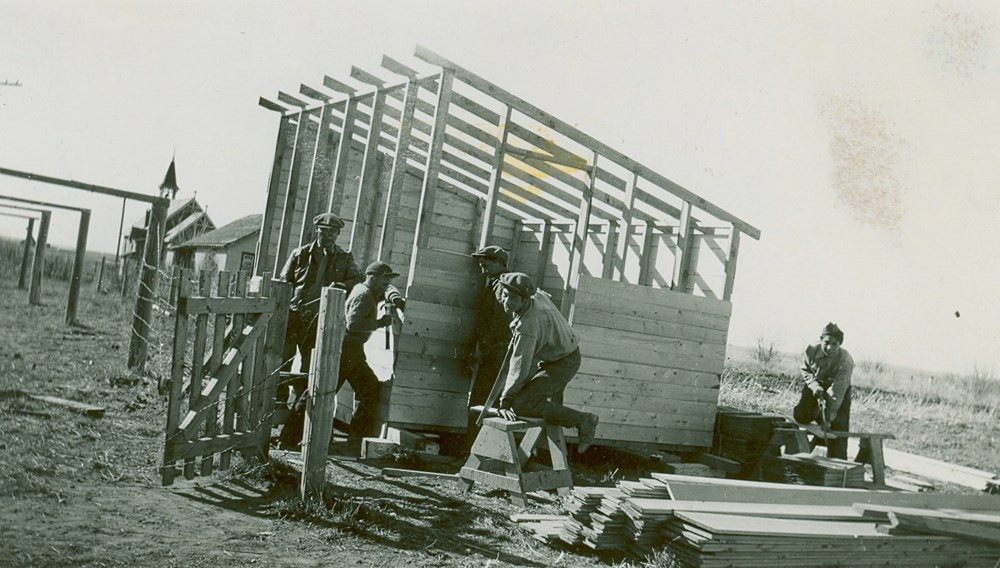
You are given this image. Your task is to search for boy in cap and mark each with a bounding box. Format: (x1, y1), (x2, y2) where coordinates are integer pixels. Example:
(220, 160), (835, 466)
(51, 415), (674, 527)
(279, 260), (404, 453)
(466, 246), (513, 443)
(794, 322), (855, 460)
(494, 272), (599, 453)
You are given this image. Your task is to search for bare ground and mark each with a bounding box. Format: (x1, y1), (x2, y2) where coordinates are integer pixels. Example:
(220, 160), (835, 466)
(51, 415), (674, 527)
(0, 276), (658, 568)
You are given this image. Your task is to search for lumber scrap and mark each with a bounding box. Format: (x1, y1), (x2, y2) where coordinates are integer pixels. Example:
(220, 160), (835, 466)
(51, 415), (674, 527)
(23, 392), (105, 418)
(380, 467), (459, 480)
(881, 510), (1000, 544)
(650, 472), (1000, 510)
(881, 445), (998, 492)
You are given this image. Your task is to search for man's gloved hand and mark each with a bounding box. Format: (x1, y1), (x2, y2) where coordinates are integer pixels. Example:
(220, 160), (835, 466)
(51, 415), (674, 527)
(376, 314), (393, 328)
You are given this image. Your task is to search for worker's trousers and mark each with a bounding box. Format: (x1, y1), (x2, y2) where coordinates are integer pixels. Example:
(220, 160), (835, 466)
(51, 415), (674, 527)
(793, 385), (852, 460)
(278, 338), (380, 448)
(509, 347), (585, 428)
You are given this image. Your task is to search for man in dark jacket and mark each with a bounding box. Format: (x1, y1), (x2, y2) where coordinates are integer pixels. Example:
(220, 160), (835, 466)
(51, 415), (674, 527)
(466, 246), (512, 442)
(280, 213), (363, 375)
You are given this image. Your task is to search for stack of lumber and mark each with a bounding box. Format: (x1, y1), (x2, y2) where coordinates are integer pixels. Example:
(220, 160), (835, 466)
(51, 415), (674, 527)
(760, 452), (866, 488)
(554, 473), (1000, 565)
(509, 514), (571, 544)
(560, 486), (614, 545)
(712, 406), (784, 478)
(663, 511), (1000, 567)
(661, 462), (725, 478)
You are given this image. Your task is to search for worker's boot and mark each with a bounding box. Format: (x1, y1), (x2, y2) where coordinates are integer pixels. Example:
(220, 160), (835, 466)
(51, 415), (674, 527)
(577, 413), (599, 453)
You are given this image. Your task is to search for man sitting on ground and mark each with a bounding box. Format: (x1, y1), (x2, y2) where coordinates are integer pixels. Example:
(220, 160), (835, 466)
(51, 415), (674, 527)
(493, 272), (599, 453)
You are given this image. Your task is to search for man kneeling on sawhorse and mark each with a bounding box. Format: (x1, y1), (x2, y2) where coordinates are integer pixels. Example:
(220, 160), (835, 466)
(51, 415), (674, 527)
(486, 272), (599, 453)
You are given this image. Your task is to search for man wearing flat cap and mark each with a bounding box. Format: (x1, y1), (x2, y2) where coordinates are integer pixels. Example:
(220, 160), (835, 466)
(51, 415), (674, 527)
(280, 213), (363, 374)
(279, 260), (404, 453)
(494, 272), (599, 453)
(794, 322), (855, 460)
(466, 246), (513, 442)
(276, 213), (362, 448)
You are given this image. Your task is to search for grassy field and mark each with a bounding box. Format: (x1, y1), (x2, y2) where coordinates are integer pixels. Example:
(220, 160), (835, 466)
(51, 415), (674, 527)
(723, 342), (1000, 474)
(0, 235), (995, 567)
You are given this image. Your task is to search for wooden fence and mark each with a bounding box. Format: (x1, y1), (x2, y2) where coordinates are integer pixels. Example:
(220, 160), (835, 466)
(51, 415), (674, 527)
(160, 269), (291, 485)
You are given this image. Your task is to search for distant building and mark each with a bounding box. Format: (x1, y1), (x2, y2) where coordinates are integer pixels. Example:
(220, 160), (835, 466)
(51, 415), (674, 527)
(170, 214), (262, 273)
(122, 158), (215, 266)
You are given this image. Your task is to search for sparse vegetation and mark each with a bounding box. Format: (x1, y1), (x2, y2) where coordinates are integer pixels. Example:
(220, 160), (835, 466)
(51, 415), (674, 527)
(750, 335), (780, 368)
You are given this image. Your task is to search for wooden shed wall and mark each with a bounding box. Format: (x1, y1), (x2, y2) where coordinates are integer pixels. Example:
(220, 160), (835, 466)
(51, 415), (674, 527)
(254, 50), (759, 450)
(566, 274), (729, 448)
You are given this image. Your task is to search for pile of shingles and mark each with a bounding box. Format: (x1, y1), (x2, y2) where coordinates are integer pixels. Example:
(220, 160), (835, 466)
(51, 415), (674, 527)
(760, 452), (866, 488)
(525, 473), (1000, 566)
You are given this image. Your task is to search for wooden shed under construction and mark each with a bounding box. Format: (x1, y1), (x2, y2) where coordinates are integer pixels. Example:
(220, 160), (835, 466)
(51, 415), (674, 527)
(253, 47), (760, 452)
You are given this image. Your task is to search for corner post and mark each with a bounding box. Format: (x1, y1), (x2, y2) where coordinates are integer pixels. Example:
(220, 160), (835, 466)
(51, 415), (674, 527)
(301, 286), (346, 500)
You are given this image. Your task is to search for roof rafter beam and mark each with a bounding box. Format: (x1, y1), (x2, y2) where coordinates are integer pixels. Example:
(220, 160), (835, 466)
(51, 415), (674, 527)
(414, 45), (760, 240)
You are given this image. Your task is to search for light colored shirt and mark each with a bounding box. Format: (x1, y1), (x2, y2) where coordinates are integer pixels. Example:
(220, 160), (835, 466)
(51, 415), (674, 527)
(800, 344), (854, 421)
(344, 282), (402, 344)
(500, 291), (579, 406)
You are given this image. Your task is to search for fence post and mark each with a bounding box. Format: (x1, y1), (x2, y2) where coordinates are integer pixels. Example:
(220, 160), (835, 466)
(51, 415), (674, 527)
(300, 286), (345, 501)
(257, 277), (291, 460)
(97, 257), (106, 292)
(18, 217), (34, 290)
(28, 210), (51, 306)
(128, 201), (168, 370)
(65, 209), (91, 325)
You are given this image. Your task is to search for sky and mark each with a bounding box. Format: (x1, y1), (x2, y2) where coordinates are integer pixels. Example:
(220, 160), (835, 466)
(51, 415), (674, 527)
(1, 0), (998, 376)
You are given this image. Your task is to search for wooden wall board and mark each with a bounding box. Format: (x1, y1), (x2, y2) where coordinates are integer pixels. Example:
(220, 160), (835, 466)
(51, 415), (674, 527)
(561, 393), (716, 425)
(592, 423), (712, 447)
(577, 359), (720, 388)
(572, 308), (727, 344)
(390, 369), (471, 394)
(563, 384), (718, 410)
(577, 274), (732, 317)
(577, 340), (725, 375)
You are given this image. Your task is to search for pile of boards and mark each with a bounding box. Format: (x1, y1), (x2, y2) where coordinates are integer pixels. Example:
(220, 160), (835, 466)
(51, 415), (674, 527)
(518, 473), (1000, 567)
(760, 452), (867, 488)
(712, 406), (785, 478)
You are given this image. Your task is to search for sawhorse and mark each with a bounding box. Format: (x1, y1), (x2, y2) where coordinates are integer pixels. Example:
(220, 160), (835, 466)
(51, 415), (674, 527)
(797, 424), (894, 487)
(460, 411), (573, 506)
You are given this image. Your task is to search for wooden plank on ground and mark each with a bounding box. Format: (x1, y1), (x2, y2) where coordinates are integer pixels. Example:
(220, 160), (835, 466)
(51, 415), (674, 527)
(886, 511), (1000, 544)
(654, 473), (1000, 510)
(25, 393), (105, 418)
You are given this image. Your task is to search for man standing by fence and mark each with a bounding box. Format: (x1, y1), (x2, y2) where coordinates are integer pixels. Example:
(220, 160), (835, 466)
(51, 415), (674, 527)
(276, 213), (362, 448)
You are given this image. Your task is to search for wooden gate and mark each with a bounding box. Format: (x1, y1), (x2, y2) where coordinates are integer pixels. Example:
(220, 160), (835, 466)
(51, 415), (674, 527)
(161, 270), (291, 486)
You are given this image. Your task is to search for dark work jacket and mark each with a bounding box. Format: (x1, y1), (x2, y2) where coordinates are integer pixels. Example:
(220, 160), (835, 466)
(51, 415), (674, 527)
(280, 241), (363, 312)
(473, 274), (512, 355)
